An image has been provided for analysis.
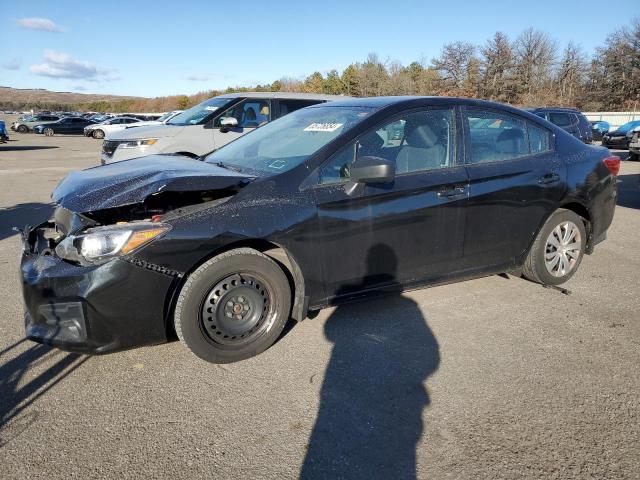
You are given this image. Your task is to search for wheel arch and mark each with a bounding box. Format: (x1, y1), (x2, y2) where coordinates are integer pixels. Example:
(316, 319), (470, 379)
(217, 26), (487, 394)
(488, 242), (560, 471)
(558, 201), (594, 253)
(164, 239), (307, 339)
(175, 151), (199, 159)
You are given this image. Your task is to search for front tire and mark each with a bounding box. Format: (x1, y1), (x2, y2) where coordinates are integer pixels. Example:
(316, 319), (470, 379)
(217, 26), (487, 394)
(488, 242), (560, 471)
(17, 125), (28, 133)
(174, 248), (291, 363)
(92, 129), (105, 139)
(44, 128), (54, 136)
(628, 152), (639, 161)
(522, 209), (586, 285)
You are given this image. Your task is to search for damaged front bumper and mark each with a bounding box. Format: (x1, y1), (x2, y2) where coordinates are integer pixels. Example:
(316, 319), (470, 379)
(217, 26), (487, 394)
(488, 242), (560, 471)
(20, 223), (178, 354)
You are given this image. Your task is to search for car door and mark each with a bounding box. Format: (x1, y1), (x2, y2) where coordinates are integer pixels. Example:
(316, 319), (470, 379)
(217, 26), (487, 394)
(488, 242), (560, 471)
(312, 106), (468, 299)
(56, 118), (72, 133)
(213, 99), (272, 149)
(69, 118), (86, 133)
(460, 106), (565, 271)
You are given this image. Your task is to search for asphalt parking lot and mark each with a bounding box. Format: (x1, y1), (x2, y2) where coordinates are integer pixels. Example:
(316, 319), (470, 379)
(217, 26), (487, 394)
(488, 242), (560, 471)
(0, 116), (639, 479)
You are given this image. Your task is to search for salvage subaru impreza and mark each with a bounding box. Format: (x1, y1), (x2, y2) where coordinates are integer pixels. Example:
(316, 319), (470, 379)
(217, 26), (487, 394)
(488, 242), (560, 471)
(21, 97), (619, 363)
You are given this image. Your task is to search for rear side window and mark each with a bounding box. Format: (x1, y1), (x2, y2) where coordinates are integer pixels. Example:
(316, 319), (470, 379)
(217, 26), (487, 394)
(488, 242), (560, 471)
(277, 99), (322, 117)
(466, 110), (528, 164)
(528, 123), (552, 154)
(549, 112), (573, 127)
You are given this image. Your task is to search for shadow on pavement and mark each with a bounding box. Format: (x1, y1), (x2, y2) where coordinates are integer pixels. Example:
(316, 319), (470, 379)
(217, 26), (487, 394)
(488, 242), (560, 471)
(0, 146), (59, 152)
(0, 339), (88, 446)
(0, 202), (54, 241)
(617, 173), (640, 209)
(301, 244), (440, 480)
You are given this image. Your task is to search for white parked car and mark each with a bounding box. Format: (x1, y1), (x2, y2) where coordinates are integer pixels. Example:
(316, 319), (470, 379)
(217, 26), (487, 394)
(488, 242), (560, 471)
(122, 110), (183, 130)
(84, 116), (144, 139)
(100, 93), (348, 164)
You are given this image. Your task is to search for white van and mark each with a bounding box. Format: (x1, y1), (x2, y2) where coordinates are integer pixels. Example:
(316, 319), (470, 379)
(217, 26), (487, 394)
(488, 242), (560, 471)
(101, 92), (346, 164)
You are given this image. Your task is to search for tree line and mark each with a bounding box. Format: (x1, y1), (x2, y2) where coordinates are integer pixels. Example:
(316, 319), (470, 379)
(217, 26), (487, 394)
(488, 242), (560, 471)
(7, 19), (639, 113)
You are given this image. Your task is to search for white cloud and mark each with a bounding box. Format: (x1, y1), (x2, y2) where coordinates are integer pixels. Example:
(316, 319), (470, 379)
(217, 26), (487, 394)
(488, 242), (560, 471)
(187, 74), (210, 81)
(2, 58), (20, 70)
(17, 17), (65, 32)
(30, 50), (117, 81)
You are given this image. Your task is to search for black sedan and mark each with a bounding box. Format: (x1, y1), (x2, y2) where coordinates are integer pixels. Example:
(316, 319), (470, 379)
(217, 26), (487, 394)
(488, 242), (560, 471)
(21, 97), (619, 363)
(33, 116), (96, 136)
(601, 120), (640, 149)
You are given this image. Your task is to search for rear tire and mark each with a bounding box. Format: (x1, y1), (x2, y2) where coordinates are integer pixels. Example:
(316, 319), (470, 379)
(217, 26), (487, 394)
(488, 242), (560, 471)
(92, 129), (105, 139)
(17, 125), (28, 133)
(174, 248), (291, 363)
(522, 209), (586, 285)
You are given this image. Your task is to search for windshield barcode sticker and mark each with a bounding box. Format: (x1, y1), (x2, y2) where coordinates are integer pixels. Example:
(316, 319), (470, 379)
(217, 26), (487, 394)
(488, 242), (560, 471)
(304, 123), (343, 132)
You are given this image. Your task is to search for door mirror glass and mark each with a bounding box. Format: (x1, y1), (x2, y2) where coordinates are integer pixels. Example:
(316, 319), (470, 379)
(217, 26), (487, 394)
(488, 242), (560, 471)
(219, 116), (238, 133)
(220, 117), (238, 128)
(350, 156), (395, 184)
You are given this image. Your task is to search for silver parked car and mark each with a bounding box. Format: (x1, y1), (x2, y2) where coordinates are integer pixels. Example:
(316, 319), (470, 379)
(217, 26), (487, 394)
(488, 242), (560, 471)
(100, 92), (348, 164)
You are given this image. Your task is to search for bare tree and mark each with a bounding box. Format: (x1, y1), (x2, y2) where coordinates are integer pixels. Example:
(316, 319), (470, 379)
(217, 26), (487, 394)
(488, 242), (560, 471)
(479, 32), (514, 102)
(555, 42), (587, 107)
(432, 41), (477, 94)
(513, 28), (557, 105)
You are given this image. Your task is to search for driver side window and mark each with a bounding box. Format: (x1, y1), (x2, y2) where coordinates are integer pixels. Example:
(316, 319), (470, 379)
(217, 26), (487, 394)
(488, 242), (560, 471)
(215, 99), (271, 128)
(319, 108), (456, 184)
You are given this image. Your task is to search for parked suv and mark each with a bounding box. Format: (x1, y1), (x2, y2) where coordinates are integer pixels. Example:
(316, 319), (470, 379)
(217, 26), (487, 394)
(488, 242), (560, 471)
(527, 108), (592, 143)
(100, 92), (348, 164)
(12, 114), (60, 133)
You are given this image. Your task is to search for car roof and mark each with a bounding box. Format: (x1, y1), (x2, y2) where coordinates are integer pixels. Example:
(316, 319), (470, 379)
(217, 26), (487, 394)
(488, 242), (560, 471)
(308, 96), (533, 112)
(216, 92), (351, 101)
(526, 107), (582, 113)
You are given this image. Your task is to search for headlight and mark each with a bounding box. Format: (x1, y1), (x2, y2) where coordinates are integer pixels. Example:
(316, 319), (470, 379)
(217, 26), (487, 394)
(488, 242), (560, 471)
(118, 138), (158, 149)
(55, 223), (169, 265)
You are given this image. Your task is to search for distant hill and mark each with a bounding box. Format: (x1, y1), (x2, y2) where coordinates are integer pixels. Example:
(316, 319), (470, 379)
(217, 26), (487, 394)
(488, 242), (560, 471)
(0, 86), (143, 109)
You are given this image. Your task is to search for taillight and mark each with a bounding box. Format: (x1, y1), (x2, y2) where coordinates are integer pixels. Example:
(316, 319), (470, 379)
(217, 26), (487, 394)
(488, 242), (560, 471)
(603, 156), (621, 176)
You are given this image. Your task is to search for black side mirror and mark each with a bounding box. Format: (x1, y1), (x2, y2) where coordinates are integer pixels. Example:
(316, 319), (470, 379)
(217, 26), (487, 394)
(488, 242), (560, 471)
(344, 156), (395, 196)
(350, 156), (395, 184)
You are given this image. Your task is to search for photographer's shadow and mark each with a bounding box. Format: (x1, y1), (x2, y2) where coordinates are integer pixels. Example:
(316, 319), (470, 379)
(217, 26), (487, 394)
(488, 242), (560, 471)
(301, 244), (440, 480)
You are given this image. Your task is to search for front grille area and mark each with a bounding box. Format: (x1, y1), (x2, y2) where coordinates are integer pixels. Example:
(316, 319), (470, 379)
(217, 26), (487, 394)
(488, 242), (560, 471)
(102, 140), (119, 158)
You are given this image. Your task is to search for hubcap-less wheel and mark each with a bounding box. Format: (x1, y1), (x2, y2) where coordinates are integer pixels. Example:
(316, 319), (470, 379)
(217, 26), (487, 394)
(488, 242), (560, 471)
(44, 128), (54, 136)
(93, 129), (104, 139)
(201, 273), (272, 346)
(545, 221), (581, 277)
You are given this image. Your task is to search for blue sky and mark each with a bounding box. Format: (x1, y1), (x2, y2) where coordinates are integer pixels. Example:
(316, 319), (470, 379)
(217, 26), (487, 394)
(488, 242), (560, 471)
(1, 0), (638, 98)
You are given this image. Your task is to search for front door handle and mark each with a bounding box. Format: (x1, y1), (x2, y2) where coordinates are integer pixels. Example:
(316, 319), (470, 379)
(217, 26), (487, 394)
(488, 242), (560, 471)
(538, 173), (560, 185)
(437, 185), (467, 198)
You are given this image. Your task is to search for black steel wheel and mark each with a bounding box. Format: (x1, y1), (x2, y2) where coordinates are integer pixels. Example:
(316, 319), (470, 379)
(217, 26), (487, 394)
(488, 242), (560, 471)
(175, 248), (291, 363)
(201, 273), (273, 346)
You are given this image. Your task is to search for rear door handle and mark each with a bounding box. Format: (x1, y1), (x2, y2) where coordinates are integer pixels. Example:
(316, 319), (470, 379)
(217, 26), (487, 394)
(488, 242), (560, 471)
(538, 173), (560, 185)
(437, 185), (467, 198)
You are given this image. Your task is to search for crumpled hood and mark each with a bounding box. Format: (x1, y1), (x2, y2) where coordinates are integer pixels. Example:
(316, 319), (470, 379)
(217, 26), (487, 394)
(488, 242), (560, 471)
(106, 124), (184, 140)
(52, 154), (253, 212)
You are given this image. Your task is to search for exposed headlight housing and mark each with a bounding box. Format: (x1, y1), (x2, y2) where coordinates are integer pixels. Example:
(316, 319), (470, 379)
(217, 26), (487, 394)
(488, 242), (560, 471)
(55, 223), (169, 265)
(118, 138), (158, 149)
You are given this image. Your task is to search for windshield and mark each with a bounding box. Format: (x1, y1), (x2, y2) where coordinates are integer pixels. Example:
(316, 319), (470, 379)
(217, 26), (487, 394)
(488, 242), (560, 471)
(168, 97), (236, 125)
(205, 105), (376, 176)
(617, 121), (640, 133)
(156, 111), (175, 122)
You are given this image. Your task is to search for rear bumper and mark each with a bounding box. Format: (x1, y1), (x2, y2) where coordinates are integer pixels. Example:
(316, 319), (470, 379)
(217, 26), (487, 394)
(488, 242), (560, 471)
(21, 230), (177, 354)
